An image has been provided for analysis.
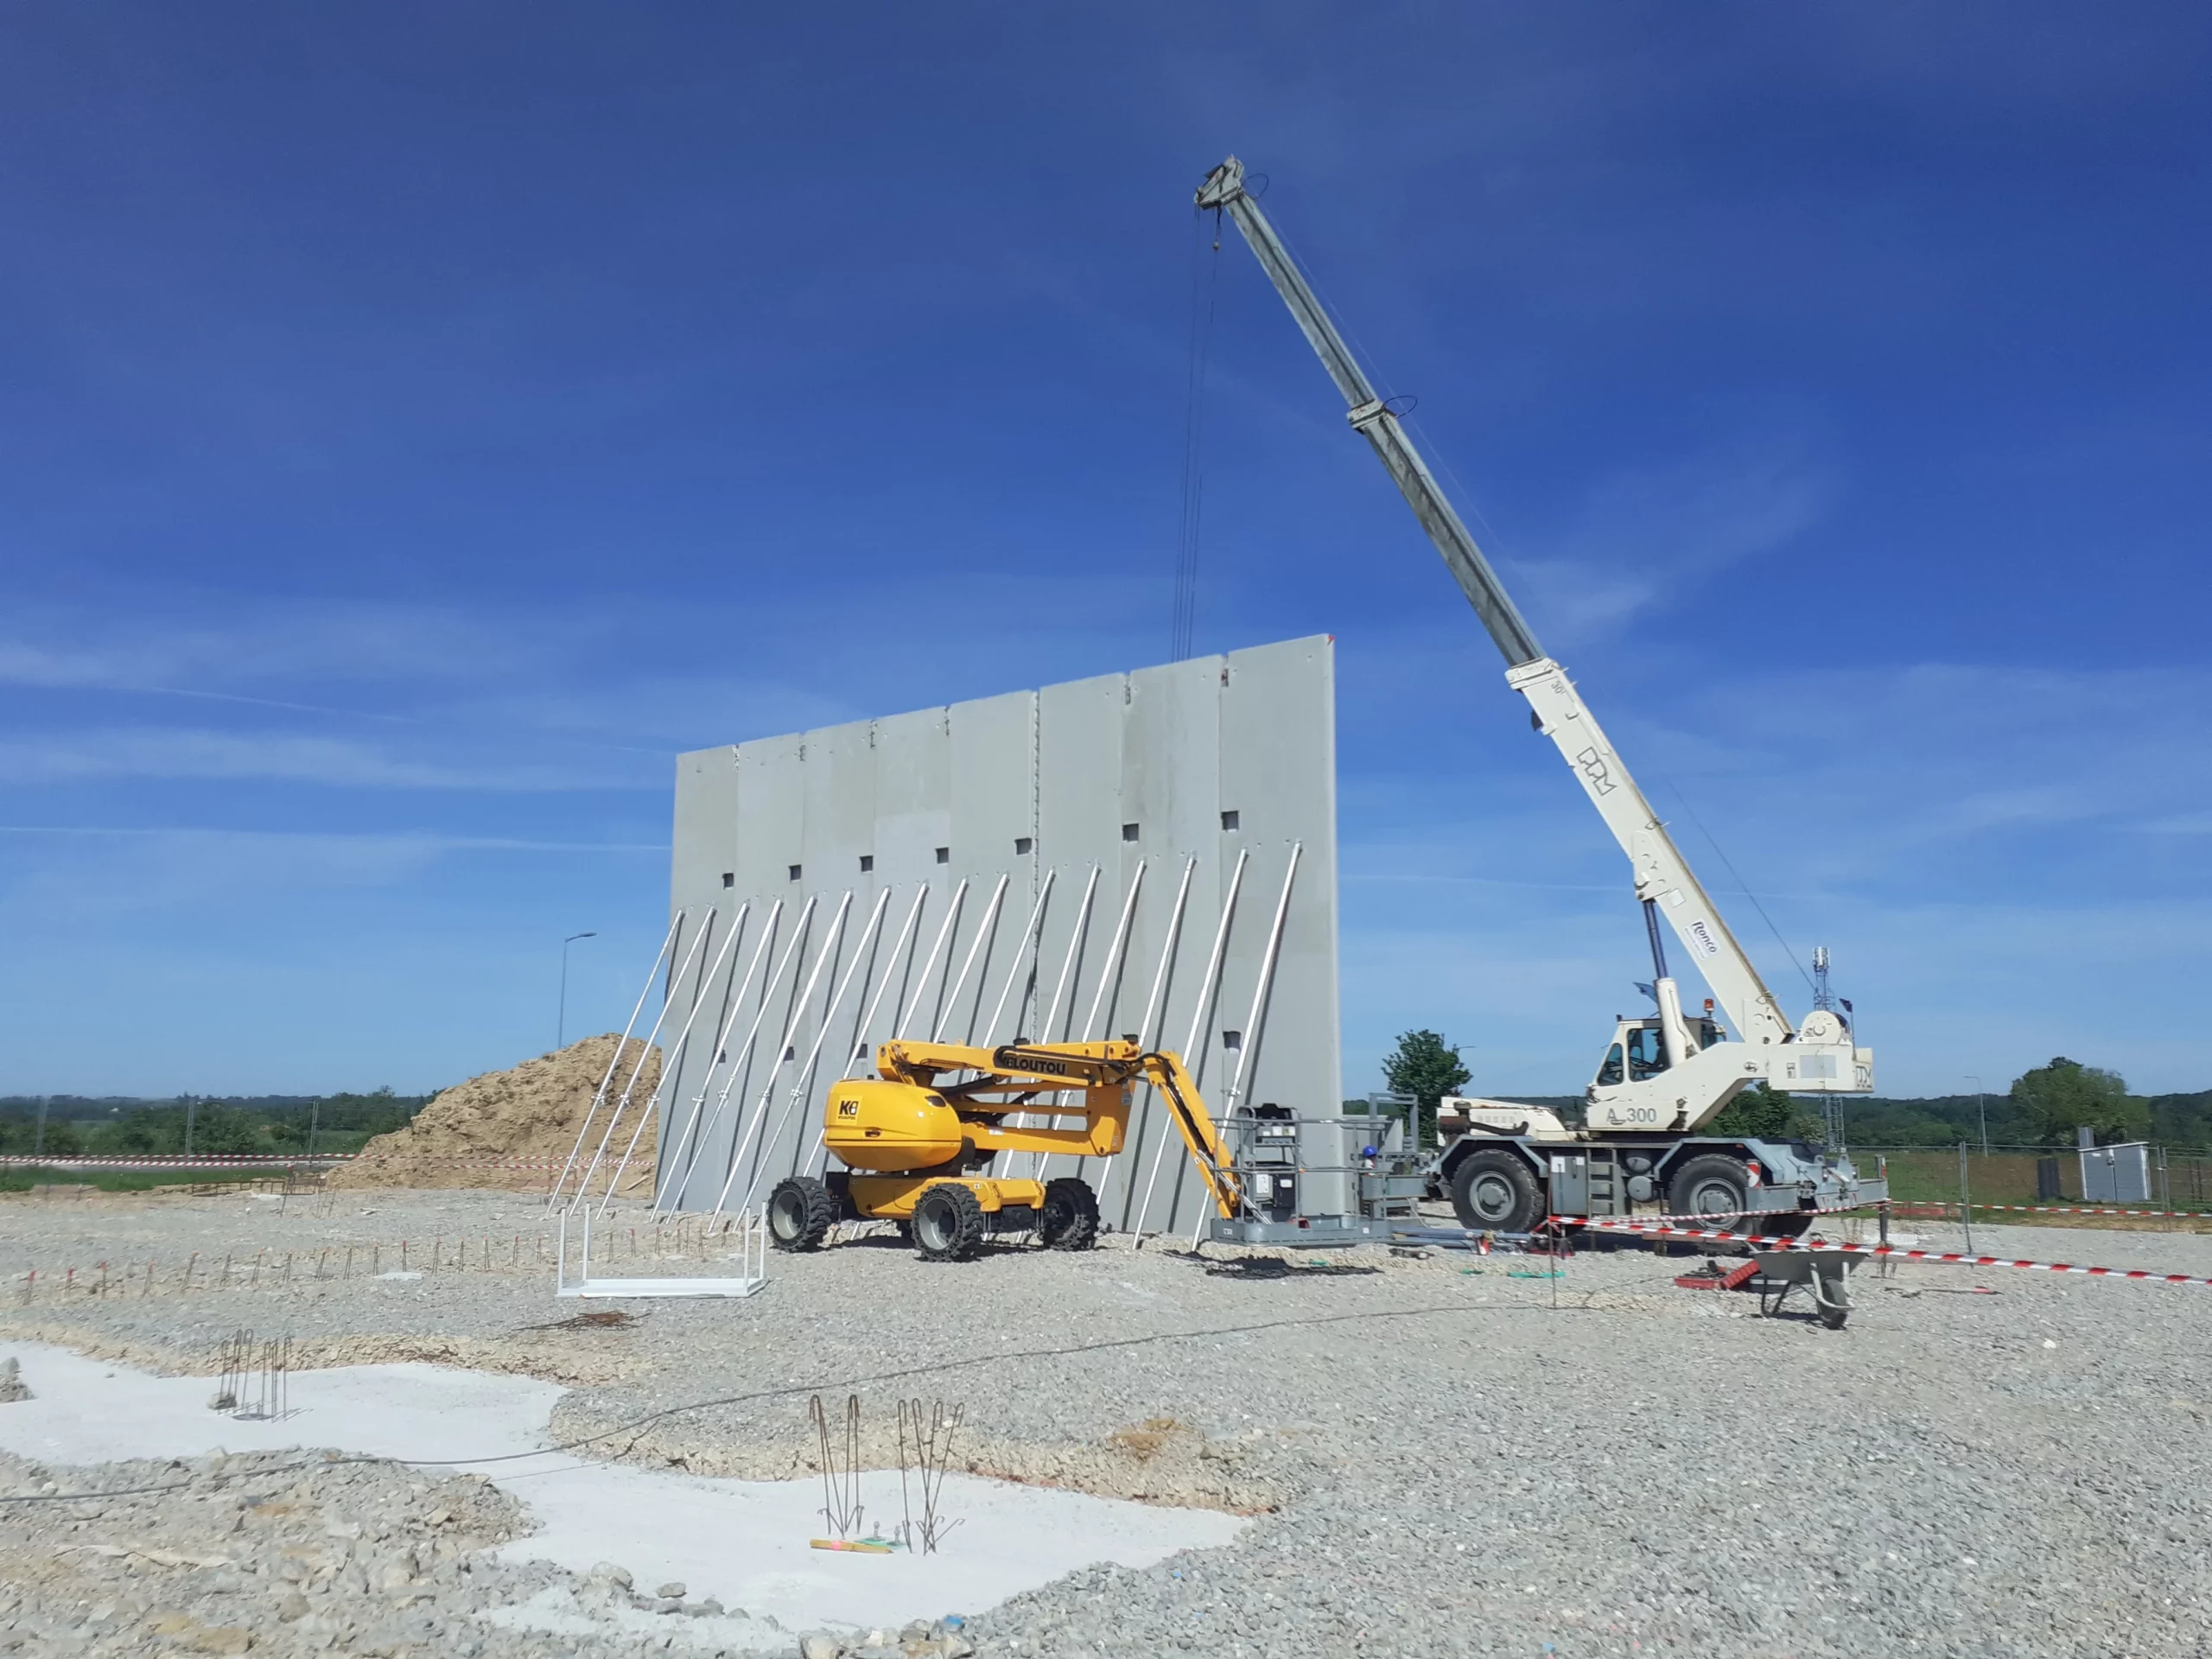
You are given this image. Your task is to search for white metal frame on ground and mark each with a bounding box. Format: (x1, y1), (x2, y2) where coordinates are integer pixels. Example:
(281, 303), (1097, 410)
(555, 1205), (767, 1300)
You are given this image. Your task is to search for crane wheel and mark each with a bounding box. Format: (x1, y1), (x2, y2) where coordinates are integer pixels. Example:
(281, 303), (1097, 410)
(912, 1183), (988, 1262)
(1449, 1149), (1544, 1234)
(766, 1176), (835, 1252)
(1039, 1177), (1101, 1250)
(1666, 1154), (1752, 1227)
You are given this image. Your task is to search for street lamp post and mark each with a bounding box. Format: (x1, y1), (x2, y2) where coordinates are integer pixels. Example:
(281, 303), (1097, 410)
(558, 932), (598, 1050)
(1967, 1075), (1986, 1154)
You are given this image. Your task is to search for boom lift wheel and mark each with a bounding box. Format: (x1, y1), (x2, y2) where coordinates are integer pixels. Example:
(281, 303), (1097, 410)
(912, 1182), (988, 1262)
(766, 1175), (835, 1251)
(1039, 1176), (1100, 1250)
(1449, 1149), (1544, 1234)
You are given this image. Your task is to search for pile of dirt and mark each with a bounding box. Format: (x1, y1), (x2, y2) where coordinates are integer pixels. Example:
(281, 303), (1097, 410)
(329, 1033), (660, 1193)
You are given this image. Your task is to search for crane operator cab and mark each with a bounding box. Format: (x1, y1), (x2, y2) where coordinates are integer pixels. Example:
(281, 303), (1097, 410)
(1595, 1012), (1726, 1086)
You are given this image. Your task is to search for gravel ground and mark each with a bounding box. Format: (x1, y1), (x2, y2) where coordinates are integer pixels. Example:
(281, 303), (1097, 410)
(3, 1185), (2210, 1656)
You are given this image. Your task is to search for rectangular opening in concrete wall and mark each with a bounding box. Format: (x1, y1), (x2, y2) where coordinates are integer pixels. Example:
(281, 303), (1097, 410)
(653, 636), (1340, 1236)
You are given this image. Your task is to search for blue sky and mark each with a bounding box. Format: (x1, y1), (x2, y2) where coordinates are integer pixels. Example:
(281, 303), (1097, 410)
(3, 3), (2207, 1100)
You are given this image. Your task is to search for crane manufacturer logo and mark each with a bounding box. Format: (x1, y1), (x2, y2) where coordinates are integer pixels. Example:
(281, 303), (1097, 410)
(1688, 919), (1723, 957)
(1572, 747), (1618, 795)
(836, 1096), (861, 1118)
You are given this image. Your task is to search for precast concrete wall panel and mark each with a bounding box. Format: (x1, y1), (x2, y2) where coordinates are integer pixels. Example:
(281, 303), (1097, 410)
(656, 636), (1339, 1237)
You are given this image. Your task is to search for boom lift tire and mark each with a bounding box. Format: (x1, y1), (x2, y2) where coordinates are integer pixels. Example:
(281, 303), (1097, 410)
(1039, 1177), (1101, 1250)
(1450, 1148), (1544, 1233)
(767, 1175), (836, 1252)
(912, 1182), (988, 1262)
(1667, 1154), (1754, 1224)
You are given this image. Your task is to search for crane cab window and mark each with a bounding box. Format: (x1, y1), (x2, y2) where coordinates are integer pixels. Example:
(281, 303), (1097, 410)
(1596, 1044), (1624, 1087)
(1626, 1026), (1669, 1081)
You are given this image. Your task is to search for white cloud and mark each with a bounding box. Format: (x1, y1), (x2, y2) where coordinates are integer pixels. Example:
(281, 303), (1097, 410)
(0, 728), (646, 791)
(1499, 442), (1832, 647)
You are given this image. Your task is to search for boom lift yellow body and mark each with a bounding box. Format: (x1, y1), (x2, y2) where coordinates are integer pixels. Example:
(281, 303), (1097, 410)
(765, 1039), (1243, 1262)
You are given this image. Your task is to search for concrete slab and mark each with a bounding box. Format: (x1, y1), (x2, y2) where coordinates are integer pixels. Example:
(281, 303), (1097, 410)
(0, 1341), (1247, 1638)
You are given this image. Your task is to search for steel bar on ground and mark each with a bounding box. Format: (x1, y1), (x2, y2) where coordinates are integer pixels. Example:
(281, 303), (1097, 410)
(546, 913), (682, 1212)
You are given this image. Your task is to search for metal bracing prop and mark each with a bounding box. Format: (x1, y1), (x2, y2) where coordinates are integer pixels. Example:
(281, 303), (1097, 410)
(652, 898), (785, 1216)
(565, 908), (717, 1213)
(659, 895), (818, 1212)
(1135, 848), (1248, 1236)
(547, 912), (683, 1213)
(1040, 865), (1101, 1046)
(931, 874), (1010, 1043)
(732, 885), (893, 1205)
(1221, 842), (1301, 1116)
(1192, 842), (1303, 1249)
(893, 878), (972, 1041)
(1118, 857), (1198, 1231)
(980, 870), (1057, 1047)
(1037, 859), (1147, 1184)
(838, 884), (931, 1081)
(797, 882), (934, 1180)
(594, 902), (753, 1211)
(1017, 865), (1100, 1177)
(709, 891), (858, 1218)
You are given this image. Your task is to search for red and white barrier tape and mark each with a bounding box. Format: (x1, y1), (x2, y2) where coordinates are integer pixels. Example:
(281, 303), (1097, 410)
(1891, 1200), (2210, 1221)
(1578, 1217), (2212, 1287)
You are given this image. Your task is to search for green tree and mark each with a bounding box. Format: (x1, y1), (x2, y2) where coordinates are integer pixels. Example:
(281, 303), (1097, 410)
(1707, 1083), (1820, 1142)
(2011, 1057), (2147, 1147)
(189, 1106), (263, 1155)
(1381, 1030), (1472, 1146)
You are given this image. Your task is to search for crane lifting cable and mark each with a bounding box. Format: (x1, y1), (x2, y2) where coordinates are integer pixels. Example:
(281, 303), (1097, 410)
(1171, 207), (1223, 661)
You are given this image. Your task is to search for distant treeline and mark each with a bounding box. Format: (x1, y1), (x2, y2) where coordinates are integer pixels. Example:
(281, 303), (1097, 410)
(1833, 1086), (2212, 1151)
(0, 1089), (435, 1157)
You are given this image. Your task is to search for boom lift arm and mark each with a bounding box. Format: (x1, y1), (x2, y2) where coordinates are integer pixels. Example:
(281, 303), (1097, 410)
(867, 1039), (1247, 1220)
(1196, 156), (1870, 1120)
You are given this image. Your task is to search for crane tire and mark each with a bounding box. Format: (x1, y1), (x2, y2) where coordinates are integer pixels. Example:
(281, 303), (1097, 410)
(766, 1175), (835, 1252)
(1450, 1149), (1544, 1234)
(912, 1182), (988, 1262)
(1039, 1177), (1101, 1250)
(1667, 1154), (1752, 1224)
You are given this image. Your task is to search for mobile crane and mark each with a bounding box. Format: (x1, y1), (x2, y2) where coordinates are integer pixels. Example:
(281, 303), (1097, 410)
(1197, 156), (1884, 1236)
(766, 1039), (1256, 1262)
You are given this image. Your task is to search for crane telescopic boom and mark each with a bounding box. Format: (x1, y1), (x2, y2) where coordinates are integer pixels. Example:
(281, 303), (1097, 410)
(1197, 156), (1869, 1120)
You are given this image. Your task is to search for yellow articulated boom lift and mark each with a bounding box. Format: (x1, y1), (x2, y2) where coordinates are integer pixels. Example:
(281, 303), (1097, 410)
(764, 1039), (1254, 1262)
